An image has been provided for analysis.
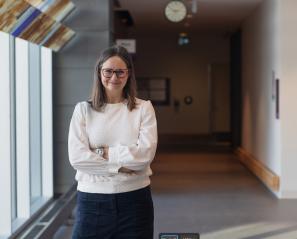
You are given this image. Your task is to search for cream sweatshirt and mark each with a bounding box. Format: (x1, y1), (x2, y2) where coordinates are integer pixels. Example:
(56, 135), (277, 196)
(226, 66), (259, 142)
(68, 98), (158, 194)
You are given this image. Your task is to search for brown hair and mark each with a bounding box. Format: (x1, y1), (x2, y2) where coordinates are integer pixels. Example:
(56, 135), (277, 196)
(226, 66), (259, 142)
(89, 45), (137, 111)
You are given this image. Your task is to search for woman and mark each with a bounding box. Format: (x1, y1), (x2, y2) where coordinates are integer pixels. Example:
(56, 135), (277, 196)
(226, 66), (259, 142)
(68, 45), (158, 239)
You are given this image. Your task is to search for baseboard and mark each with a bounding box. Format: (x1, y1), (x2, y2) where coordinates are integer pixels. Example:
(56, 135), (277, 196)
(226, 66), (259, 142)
(158, 133), (231, 146)
(235, 147), (280, 192)
(158, 134), (214, 143)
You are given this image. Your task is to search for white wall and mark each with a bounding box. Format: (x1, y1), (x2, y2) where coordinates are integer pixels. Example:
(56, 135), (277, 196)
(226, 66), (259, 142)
(278, 0), (297, 198)
(242, 0), (281, 178)
(242, 0), (297, 198)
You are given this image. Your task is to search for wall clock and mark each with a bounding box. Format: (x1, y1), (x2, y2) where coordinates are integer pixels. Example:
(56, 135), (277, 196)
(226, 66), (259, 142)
(165, 0), (187, 23)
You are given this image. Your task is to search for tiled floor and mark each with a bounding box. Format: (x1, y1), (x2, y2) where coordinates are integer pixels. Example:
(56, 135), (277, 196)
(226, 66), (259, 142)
(54, 150), (297, 239)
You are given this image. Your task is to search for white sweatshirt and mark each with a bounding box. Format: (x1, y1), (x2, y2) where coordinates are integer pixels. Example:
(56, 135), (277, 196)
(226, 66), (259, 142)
(68, 98), (158, 194)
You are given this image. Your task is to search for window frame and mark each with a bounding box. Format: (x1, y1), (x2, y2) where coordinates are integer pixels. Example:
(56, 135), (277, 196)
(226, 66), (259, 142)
(0, 30), (13, 238)
(0, 34), (53, 237)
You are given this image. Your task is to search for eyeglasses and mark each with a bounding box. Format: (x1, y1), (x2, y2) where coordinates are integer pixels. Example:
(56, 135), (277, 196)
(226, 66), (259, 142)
(101, 68), (129, 78)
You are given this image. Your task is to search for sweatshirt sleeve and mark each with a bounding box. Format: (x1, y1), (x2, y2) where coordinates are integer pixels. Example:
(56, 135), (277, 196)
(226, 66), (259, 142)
(108, 100), (158, 171)
(68, 102), (121, 175)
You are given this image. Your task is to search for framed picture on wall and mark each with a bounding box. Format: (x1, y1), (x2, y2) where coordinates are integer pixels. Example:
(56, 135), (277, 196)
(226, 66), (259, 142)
(137, 77), (170, 106)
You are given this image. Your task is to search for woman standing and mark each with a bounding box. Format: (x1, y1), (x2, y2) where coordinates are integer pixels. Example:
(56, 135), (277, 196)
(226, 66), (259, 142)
(68, 45), (158, 239)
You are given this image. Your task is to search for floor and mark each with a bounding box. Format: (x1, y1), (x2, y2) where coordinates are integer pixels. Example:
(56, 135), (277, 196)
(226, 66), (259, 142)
(53, 150), (297, 239)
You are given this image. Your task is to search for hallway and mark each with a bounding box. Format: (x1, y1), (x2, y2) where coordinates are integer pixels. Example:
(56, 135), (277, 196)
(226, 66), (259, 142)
(2, 1), (297, 238)
(54, 150), (297, 239)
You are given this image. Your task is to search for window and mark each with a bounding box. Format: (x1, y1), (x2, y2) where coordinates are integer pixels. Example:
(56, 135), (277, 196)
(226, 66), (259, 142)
(0, 34), (53, 237)
(0, 30), (13, 237)
(15, 37), (30, 226)
(10, 36), (17, 222)
(137, 77), (170, 106)
(29, 43), (43, 207)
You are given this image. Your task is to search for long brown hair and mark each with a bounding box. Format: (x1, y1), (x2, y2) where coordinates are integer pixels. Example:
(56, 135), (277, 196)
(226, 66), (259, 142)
(89, 45), (137, 111)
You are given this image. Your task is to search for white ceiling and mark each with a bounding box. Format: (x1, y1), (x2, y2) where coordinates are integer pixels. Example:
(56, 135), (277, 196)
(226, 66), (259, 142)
(117, 0), (264, 35)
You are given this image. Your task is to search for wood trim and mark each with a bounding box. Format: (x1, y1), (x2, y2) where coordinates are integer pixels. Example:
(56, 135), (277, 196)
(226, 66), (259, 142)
(235, 147), (280, 192)
(158, 134), (213, 143)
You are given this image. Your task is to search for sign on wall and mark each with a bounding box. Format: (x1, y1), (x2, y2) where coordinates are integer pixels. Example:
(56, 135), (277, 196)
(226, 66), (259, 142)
(116, 39), (136, 53)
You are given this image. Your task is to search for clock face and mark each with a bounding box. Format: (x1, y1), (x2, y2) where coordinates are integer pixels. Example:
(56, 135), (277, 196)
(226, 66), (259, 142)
(165, 0), (187, 23)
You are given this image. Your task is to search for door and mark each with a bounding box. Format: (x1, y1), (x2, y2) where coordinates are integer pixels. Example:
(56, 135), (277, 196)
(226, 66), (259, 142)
(208, 63), (230, 137)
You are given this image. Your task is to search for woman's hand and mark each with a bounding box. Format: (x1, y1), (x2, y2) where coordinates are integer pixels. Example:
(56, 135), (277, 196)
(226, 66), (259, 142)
(103, 147), (109, 160)
(119, 167), (135, 174)
(103, 147), (134, 173)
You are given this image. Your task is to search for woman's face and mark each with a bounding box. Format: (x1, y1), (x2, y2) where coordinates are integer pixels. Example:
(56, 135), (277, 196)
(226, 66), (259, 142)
(100, 56), (129, 95)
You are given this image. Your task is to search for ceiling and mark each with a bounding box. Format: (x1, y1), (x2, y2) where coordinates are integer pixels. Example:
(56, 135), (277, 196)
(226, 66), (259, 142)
(116, 0), (264, 35)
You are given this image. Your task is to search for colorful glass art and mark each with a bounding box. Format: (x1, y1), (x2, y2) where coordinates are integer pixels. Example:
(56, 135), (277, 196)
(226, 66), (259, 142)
(0, 0), (75, 51)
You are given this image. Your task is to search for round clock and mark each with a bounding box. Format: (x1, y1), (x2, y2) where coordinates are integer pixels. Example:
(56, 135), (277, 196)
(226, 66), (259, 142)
(165, 0), (187, 23)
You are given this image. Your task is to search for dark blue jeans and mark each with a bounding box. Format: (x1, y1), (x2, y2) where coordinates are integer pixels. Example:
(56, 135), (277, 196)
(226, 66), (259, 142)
(72, 186), (154, 239)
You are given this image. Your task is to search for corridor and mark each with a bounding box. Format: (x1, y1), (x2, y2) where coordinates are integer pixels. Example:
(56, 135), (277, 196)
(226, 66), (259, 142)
(2, 0), (297, 238)
(54, 150), (297, 239)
